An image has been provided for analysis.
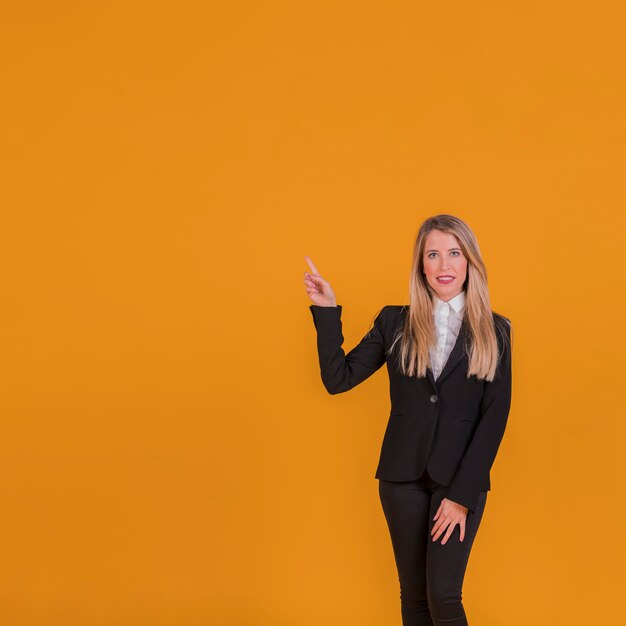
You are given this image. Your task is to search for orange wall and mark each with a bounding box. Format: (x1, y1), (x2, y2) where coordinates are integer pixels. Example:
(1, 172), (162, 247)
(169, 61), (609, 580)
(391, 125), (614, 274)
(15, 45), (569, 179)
(0, 1), (624, 624)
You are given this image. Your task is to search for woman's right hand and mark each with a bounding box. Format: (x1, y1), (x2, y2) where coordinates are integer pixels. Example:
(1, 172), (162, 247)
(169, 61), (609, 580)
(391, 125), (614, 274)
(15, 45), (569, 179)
(303, 256), (337, 307)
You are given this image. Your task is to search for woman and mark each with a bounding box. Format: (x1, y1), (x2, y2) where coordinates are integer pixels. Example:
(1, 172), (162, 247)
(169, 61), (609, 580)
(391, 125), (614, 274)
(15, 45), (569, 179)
(303, 214), (513, 626)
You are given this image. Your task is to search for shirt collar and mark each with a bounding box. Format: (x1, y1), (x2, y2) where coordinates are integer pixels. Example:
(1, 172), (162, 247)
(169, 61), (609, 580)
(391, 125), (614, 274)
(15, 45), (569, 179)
(433, 290), (466, 314)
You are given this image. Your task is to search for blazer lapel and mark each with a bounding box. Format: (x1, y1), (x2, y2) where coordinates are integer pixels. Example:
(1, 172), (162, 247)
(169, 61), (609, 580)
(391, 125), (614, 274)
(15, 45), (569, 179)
(400, 306), (469, 386)
(434, 315), (470, 385)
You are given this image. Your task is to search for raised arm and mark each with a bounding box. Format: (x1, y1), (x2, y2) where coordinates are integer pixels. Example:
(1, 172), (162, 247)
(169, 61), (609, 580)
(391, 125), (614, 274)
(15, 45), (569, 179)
(304, 255), (388, 394)
(309, 304), (388, 394)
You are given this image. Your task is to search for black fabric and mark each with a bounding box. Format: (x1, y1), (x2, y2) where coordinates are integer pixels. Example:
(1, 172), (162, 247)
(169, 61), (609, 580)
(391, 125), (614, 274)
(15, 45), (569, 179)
(379, 468), (488, 626)
(309, 304), (512, 514)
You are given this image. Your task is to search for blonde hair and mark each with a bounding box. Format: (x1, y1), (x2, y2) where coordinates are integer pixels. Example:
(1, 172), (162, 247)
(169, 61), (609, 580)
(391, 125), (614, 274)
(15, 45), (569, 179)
(389, 214), (512, 382)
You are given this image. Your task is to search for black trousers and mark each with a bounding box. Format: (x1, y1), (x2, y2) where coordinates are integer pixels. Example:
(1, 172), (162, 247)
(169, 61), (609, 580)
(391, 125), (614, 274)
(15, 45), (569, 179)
(378, 468), (488, 626)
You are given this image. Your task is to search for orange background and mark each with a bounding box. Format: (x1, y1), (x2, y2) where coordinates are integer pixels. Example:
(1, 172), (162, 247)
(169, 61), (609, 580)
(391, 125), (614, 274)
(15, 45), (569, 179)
(1, 1), (625, 624)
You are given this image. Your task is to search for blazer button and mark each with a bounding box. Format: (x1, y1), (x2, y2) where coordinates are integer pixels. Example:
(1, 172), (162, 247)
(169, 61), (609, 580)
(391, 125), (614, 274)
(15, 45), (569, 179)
(430, 394), (438, 403)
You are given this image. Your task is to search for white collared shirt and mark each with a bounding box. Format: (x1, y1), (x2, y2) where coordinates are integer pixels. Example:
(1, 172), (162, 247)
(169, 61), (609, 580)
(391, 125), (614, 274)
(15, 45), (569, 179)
(429, 290), (466, 380)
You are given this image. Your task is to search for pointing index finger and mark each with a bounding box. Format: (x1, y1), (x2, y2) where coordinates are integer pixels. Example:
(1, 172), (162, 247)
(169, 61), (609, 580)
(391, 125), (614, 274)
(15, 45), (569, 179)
(304, 255), (320, 276)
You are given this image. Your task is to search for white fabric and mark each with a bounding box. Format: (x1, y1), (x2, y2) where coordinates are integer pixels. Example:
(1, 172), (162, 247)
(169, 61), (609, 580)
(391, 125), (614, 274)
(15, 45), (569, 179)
(429, 290), (466, 380)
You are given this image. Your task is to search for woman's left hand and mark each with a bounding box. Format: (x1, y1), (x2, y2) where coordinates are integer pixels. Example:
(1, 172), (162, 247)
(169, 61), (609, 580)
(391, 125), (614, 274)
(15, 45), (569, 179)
(431, 498), (469, 545)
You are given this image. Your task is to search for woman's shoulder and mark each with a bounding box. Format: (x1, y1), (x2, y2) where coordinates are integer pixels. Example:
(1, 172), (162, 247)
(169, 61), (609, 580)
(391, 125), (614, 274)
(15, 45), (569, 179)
(378, 304), (408, 320)
(377, 305), (407, 334)
(492, 311), (512, 330)
(491, 311), (513, 353)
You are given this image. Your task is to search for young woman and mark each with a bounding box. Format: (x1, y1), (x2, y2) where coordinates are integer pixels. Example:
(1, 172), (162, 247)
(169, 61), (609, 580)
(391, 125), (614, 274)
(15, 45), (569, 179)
(303, 214), (513, 626)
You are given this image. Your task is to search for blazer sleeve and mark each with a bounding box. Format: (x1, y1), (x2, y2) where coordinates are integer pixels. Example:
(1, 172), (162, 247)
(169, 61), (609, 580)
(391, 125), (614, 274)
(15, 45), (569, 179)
(446, 317), (513, 514)
(309, 304), (388, 395)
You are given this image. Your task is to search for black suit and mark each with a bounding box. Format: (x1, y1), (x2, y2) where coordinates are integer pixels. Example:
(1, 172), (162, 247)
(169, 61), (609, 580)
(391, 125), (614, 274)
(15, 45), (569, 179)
(309, 304), (512, 514)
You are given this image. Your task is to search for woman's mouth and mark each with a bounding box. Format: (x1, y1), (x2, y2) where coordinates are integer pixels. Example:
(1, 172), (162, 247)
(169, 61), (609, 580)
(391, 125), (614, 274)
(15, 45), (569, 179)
(436, 276), (455, 284)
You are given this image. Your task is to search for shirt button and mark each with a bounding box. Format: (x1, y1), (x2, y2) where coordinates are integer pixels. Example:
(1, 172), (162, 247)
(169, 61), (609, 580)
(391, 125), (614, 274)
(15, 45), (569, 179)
(430, 394), (438, 403)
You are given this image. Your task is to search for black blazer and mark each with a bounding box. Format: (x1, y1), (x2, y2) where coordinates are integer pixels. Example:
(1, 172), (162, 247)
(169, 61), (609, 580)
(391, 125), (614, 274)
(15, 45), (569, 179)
(309, 304), (512, 514)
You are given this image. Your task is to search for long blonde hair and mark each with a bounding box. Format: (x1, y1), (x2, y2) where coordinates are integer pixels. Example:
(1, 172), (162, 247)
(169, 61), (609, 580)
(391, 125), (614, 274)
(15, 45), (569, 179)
(389, 214), (512, 382)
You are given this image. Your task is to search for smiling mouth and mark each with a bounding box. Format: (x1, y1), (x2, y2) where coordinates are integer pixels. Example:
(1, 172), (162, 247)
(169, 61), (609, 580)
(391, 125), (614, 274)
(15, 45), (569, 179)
(436, 276), (455, 283)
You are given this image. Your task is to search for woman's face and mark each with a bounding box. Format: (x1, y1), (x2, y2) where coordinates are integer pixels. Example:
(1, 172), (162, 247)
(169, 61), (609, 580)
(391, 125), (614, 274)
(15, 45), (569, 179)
(422, 229), (468, 301)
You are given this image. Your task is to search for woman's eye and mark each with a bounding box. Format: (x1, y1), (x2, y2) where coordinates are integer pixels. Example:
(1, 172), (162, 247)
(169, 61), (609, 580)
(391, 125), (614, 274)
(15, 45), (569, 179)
(428, 251), (460, 258)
